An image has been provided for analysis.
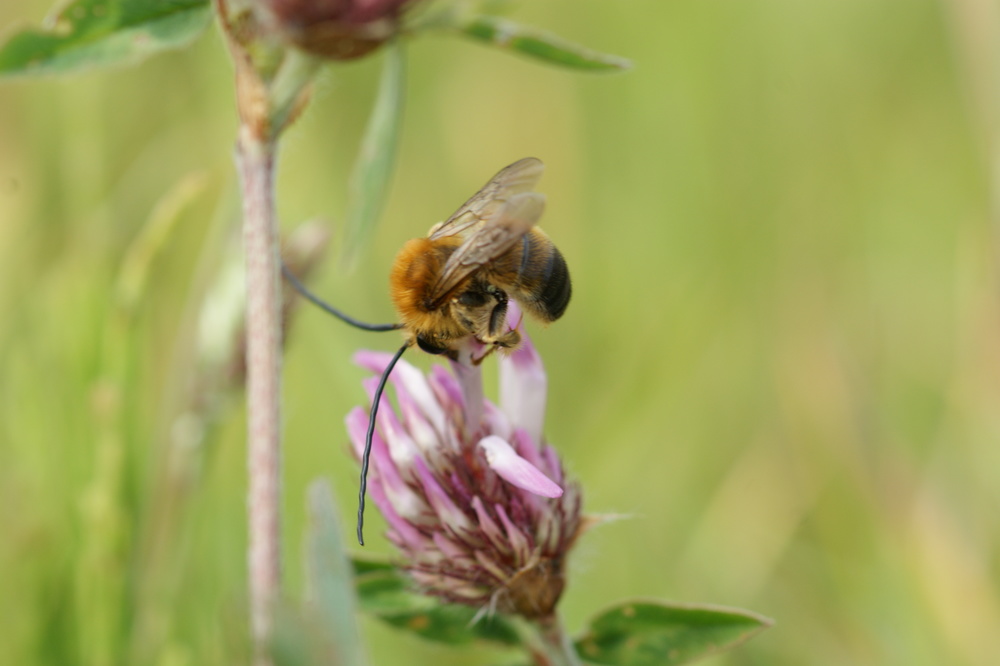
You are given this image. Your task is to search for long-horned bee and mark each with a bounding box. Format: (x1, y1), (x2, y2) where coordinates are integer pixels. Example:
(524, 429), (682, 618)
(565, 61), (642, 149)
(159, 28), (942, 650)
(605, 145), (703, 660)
(390, 157), (571, 360)
(281, 158), (571, 545)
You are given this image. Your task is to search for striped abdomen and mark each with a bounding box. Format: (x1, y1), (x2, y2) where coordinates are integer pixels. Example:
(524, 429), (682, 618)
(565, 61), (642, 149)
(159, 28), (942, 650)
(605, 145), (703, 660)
(490, 227), (571, 323)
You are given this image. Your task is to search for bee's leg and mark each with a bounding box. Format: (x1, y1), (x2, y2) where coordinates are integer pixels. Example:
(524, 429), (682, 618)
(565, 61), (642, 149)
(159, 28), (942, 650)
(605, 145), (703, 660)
(471, 345), (498, 366)
(487, 291), (509, 338)
(495, 328), (522, 350)
(472, 331), (521, 365)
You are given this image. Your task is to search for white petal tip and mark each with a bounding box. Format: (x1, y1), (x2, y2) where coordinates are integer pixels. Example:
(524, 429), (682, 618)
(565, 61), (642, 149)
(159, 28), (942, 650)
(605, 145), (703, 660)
(479, 435), (563, 498)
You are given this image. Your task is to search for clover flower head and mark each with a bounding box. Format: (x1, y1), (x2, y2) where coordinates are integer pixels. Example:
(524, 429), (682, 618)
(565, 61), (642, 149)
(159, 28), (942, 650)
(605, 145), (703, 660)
(264, 0), (420, 59)
(346, 305), (582, 618)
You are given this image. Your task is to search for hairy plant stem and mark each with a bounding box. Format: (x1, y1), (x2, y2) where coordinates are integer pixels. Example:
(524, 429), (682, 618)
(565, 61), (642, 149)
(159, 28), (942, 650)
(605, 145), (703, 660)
(237, 125), (282, 665)
(531, 614), (582, 666)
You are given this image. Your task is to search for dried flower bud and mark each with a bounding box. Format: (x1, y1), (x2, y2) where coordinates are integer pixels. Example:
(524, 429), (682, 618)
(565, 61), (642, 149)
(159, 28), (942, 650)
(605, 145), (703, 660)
(263, 0), (417, 60)
(346, 305), (583, 619)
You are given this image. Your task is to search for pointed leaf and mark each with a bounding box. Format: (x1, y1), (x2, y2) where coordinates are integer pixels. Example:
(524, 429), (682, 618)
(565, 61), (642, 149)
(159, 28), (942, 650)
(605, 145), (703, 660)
(575, 600), (772, 665)
(352, 557), (521, 646)
(304, 480), (367, 666)
(342, 41), (405, 264)
(456, 16), (631, 72)
(0, 0), (210, 78)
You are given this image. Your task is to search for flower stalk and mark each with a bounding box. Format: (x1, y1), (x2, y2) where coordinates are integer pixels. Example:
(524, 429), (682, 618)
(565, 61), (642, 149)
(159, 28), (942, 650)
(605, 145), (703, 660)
(532, 614), (583, 666)
(216, 0), (328, 658)
(236, 125), (283, 665)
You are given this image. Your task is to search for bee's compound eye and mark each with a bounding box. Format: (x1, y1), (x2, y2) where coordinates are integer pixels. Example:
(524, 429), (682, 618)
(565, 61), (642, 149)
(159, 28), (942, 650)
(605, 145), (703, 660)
(416, 335), (449, 355)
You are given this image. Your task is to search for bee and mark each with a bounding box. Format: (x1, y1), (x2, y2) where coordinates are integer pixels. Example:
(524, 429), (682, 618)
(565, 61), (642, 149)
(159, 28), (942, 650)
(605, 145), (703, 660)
(281, 158), (571, 545)
(389, 156), (571, 361)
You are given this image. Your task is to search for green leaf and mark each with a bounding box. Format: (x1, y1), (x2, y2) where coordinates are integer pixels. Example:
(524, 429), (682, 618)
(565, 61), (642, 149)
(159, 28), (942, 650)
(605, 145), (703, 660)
(456, 15), (631, 72)
(304, 480), (367, 666)
(351, 556), (396, 577)
(0, 0), (210, 78)
(352, 557), (521, 646)
(116, 170), (210, 313)
(270, 604), (321, 666)
(575, 600), (772, 665)
(341, 41), (405, 265)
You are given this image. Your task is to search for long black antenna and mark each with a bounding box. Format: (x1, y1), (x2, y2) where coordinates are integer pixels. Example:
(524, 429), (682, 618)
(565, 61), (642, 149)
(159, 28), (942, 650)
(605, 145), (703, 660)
(281, 263), (403, 332)
(358, 342), (409, 545)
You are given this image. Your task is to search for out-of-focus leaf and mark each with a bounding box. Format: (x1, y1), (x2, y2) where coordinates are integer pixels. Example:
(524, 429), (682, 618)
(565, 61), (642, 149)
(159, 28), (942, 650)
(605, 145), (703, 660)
(574, 600), (772, 665)
(341, 41), (405, 265)
(352, 557), (521, 646)
(117, 171), (210, 313)
(350, 556), (396, 576)
(304, 480), (367, 666)
(270, 604), (317, 666)
(456, 15), (631, 71)
(0, 0), (210, 78)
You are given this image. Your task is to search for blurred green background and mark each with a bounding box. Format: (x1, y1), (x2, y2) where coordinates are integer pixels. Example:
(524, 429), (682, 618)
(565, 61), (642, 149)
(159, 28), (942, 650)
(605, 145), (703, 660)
(2, 0), (999, 664)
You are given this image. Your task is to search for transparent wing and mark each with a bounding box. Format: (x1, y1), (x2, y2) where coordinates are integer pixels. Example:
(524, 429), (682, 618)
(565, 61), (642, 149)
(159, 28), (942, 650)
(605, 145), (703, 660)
(427, 192), (546, 308)
(428, 157), (545, 241)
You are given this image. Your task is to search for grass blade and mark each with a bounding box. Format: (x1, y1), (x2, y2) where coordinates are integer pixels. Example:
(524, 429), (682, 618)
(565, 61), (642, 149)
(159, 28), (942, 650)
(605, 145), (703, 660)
(342, 41), (405, 265)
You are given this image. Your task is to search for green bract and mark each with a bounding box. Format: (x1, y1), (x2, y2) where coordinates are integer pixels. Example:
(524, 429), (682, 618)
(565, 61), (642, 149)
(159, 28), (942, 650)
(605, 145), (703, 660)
(352, 558), (522, 646)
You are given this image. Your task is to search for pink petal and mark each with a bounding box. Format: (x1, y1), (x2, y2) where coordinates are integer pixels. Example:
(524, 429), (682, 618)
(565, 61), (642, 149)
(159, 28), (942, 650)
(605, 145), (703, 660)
(473, 549), (509, 582)
(542, 444), (564, 485)
(361, 376), (392, 422)
(429, 364), (464, 411)
(353, 349), (396, 375)
(482, 402), (514, 441)
(373, 387), (421, 476)
(448, 342), (484, 441)
(360, 375), (427, 472)
(390, 358), (448, 436)
(346, 404), (426, 520)
(432, 532), (475, 565)
(498, 320), (547, 444)
(414, 457), (472, 532)
(396, 389), (445, 454)
(345, 407), (370, 459)
(508, 429), (549, 520)
(536, 512), (557, 553)
(478, 435), (563, 498)
(511, 427), (545, 470)
(364, 465), (426, 548)
(471, 496), (508, 553)
(369, 427), (426, 521)
(356, 350), (448, 440)
(495, 504), (531, 564)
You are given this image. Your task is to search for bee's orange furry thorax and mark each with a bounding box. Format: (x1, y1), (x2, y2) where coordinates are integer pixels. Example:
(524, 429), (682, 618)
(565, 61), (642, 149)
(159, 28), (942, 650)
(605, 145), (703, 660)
(389, 237), (465, 340)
